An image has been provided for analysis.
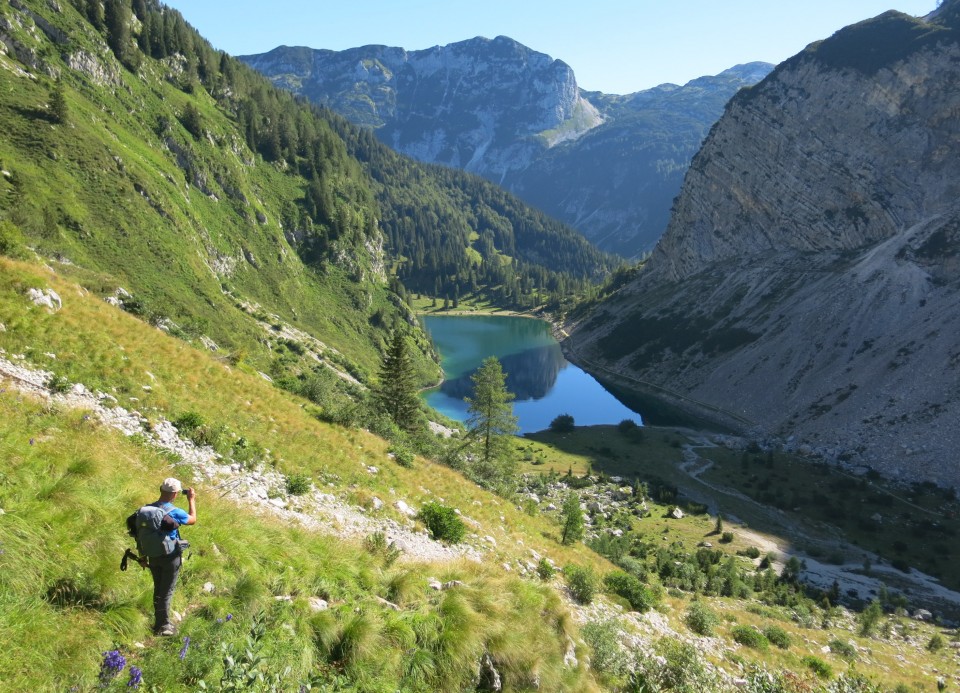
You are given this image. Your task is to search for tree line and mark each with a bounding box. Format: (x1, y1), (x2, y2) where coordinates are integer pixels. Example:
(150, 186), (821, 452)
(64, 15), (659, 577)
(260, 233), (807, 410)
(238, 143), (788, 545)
(68, 0), (617, 311)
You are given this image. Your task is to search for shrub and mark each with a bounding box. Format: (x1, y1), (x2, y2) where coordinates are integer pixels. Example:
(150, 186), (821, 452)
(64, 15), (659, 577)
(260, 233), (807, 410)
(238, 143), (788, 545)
(720, 531), (734, 543)
(685, 600), (719, 636)
(582, 620), (629, 679)
(762, 625), (791, 649)
(857, 599), (884, 636)
(928, 633), (945, 652)
(536, 558), (555, 580)
(828, 638), (857, 660)
(802, 655), (832, 679)
(417, 501), (465, 544)
(603, 571), (658, 613)
(172, 411), (205, 433)
(731, 625), (769, 651)
(738, 546), (761, 559)
(285, 473), (311, 496)
(549, 414), (575, 433)
(389, 445), (414, 468)
(564, 565), (598, 604)
(617, 418), (639, 433)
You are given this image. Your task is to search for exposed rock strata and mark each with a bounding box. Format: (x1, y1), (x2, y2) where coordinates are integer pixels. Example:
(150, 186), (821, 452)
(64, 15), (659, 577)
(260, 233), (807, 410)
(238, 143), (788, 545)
(567, 8), (960, 487)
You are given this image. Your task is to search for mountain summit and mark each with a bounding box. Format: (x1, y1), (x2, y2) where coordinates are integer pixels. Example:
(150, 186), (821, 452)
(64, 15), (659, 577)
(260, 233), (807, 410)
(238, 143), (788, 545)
(567, 6), (960, 487)
(242, 36), (602, 177)
(241, 41), (771, 257)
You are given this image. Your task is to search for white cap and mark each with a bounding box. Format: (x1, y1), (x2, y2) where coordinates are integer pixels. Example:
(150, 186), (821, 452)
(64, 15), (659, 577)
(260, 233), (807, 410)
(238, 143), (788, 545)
(160, 477), (183, 493)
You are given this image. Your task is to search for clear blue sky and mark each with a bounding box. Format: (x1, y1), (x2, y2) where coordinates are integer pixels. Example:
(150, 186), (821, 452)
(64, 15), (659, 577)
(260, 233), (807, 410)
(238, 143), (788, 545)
(162, 1), (937, 94)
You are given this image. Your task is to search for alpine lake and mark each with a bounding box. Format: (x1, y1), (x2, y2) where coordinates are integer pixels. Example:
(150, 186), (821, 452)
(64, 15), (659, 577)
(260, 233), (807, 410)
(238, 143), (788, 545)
(420, 314), (642, 434)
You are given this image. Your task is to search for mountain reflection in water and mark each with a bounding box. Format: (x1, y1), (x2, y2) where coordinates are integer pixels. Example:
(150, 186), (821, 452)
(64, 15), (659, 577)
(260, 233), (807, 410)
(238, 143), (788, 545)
(439, 344), (566, 401)
(420, 315), (643, 434)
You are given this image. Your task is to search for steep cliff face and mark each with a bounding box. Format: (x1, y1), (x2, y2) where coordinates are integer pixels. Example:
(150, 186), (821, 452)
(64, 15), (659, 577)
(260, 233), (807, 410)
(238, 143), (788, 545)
(241, 37), (601, 179)
(568, 7), (960, 487)
(242, 42), (769, 257)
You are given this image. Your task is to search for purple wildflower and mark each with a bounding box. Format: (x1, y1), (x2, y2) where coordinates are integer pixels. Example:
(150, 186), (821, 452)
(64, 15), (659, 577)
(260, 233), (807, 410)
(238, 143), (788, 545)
(216, 618), (223, 624)
(178, 636), (190, 660)
(126, 666), (142, 688)
(99, 650), (126, 684)
(29, 438), (35, 445)
(225, 613), (233, 621)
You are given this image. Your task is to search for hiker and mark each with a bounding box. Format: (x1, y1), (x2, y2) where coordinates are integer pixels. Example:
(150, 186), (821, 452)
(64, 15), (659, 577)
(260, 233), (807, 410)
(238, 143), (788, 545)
(145, 478), (196, 636)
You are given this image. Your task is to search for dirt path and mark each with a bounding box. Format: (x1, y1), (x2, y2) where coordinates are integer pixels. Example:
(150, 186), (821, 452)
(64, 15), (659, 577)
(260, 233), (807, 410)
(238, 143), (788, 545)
(674, 437), (960, 619)
(0, 353), (484, 566)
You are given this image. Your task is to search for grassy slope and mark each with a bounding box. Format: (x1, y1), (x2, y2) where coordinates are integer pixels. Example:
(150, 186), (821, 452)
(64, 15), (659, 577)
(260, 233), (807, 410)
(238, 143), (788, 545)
(0, 1), (418, 385)
(0, 257), (607, 691)
(519, 426), (960, 689)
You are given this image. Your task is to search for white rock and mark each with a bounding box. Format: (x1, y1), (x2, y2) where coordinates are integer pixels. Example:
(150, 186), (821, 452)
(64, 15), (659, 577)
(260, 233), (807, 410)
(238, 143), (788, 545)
(308, 597), (329, 612)
(394, 500), (417, 517)
(202, 582), (216, 594)
(366, 465), (379, 474)
(371, 497), (384, 511)
(269, 497), (287, 509)
(27, 288), (62, 312)
(274, 595), (292, 602)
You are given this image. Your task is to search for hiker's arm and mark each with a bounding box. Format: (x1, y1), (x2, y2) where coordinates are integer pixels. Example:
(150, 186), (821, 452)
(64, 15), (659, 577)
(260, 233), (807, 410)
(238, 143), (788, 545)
(183, 487), (197, 525)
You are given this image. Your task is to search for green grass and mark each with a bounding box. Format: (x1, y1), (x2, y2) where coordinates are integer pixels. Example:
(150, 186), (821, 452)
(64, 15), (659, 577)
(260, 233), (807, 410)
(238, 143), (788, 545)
(699, 445), (960, 589)
(0, 259), (602, 691)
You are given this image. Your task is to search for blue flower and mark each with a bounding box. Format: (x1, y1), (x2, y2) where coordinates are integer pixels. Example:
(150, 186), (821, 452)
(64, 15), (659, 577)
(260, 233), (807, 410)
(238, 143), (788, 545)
(99, 650), (126, 685)
(225, 613), (233, 621)
(126, 666), (142, 688)
(178, 636), (190, 660)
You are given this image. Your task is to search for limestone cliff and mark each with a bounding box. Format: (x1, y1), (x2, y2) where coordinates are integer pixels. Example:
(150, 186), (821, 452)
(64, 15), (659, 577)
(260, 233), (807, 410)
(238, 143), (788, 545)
(567, 5), (960, 487)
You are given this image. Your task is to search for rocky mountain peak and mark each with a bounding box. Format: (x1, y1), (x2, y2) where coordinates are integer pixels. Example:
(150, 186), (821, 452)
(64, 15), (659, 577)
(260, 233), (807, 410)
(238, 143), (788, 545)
(569, 7), (960, 487)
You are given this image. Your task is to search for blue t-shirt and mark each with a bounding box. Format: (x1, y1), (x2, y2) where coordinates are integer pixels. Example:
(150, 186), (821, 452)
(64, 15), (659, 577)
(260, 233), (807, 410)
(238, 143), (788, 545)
(158, 501), (190, 541)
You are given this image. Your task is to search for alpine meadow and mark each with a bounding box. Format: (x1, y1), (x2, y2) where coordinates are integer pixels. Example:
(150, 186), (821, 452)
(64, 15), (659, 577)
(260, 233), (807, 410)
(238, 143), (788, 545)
(2, 1), (960, 692)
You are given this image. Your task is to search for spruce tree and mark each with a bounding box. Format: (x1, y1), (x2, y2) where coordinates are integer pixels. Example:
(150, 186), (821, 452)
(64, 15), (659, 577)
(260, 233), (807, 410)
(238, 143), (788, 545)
(465, 356), (518, 491)
(48, 77), (68, 124)
(374, 330), (421, 433)
(560, 492), (585, 545)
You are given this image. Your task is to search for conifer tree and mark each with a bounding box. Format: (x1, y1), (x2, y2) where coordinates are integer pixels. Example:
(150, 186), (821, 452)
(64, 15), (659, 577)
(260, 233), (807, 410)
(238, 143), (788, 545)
(560, 492), (585, 545)
(48, 77), (68, 124)
(465, 356), (518, 491)
(374, 330), (421, 433)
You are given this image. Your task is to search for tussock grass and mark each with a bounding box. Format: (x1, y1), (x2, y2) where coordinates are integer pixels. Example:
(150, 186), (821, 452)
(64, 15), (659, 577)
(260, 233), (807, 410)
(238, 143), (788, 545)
(0, 259), (599, 690)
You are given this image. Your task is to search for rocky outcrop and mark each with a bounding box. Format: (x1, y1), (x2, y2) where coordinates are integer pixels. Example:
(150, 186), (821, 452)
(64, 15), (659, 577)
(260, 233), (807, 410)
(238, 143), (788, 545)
(567, 7), (960, 487)
(241, 41), (770, 257)
(241, 37), (601, 180)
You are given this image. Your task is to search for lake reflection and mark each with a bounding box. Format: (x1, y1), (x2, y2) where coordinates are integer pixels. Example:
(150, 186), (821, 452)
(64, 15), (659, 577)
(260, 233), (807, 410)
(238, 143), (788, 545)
(421, 315), (642, 434)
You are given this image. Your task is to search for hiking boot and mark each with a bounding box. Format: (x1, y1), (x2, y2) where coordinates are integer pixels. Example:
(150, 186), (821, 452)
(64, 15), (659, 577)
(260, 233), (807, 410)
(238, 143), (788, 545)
(156, 624), (176, 637)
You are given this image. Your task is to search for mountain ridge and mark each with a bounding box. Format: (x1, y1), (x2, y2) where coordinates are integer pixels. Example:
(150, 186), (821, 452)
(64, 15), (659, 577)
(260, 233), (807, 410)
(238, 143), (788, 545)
(241, 41), (772, 257)
(566, 5), (960, 487)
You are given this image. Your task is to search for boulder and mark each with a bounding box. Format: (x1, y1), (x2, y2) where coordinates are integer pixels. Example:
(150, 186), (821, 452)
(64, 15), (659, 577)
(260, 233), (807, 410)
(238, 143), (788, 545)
(671, 507), (685, 519)
(308, 597), (329, 612)
(394, 500), (417, 517)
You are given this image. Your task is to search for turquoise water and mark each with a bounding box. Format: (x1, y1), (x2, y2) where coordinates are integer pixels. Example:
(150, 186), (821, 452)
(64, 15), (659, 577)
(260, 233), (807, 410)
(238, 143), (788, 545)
(421, 315), (642, 434)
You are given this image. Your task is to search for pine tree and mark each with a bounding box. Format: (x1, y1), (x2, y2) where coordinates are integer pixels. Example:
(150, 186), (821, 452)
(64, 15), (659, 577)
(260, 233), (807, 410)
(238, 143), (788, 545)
(465, 357), (518, 492)
(374, 330), (421, 433)
(560, 492), (585, 545)
(48, 77), (68, 124)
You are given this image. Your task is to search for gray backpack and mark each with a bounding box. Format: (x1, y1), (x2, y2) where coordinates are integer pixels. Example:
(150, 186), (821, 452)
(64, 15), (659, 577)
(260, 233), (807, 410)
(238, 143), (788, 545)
(131, 504), (180, 558)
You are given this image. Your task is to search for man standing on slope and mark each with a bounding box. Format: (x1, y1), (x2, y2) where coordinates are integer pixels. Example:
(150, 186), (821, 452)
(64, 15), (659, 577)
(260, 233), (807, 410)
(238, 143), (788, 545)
(147, 478), (196, 636)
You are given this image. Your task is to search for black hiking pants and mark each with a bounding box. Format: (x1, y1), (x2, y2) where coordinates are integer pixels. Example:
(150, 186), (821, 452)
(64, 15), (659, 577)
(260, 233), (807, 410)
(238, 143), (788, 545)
(148, 551), (182, 631)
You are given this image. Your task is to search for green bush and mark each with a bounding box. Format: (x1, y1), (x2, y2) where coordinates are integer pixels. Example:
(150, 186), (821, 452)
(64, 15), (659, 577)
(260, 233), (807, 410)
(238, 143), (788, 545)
(285, 473), (311, 496)
(417, 501), (466, 544)
(536, 558), (555, 580)
(719, 531), (734, 543)
(549, 414), (575, 433)
(685, 600), (719, 636)
(582, 619), (629, 679)
(172, 411), (205, 433)
(604, 571), (658, 613)
(828, 638), (857, 660)
(762, 625), (791, 649)
(802, 655), (832, 679)
(389, 445), (414, 468)
(927, 633), (945, 652)
(737, 546), (761, 559)
(564, 565), (598, 604)
(731, 625), (769, 651)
